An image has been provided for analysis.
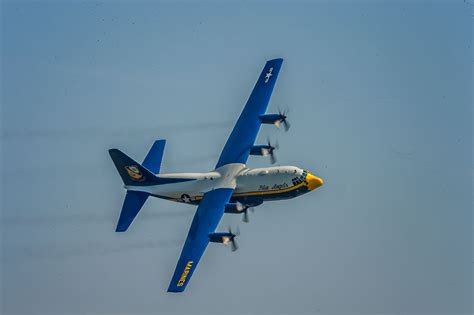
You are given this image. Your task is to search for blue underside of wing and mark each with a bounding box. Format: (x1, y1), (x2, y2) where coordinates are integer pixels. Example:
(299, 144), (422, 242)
(215, 58), (283, 168)
(167, 188), (234, 293)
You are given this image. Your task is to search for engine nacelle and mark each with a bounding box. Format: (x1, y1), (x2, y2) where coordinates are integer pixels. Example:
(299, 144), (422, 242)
(224, 202), (245, 213)
(208, 232), (233, 244)
(259, 113), (290, 131)
(259, 114), (283, 125)
(249, 145), (272, 156)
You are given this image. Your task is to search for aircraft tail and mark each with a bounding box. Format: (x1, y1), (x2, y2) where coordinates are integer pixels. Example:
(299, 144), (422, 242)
(109, 140), (166, 232)
(109, 140), (195, 232)
(109, 148), (161, 187)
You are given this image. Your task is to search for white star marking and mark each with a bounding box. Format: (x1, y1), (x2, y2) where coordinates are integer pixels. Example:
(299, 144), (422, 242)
(264, 67), (273, 83)
(181, 194), (191, 203)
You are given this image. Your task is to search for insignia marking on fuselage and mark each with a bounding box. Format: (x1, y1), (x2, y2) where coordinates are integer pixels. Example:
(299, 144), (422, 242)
(181, 194), (192, 203)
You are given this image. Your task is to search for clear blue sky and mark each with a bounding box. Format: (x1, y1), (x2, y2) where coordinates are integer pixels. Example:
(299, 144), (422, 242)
(1, 1), (472, 314)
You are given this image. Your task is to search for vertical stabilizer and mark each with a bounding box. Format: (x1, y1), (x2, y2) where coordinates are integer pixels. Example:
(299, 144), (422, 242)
(142, 140), (166, 174)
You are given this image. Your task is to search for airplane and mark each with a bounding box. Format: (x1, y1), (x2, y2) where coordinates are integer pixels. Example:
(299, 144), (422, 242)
(109, 58), (324, 293)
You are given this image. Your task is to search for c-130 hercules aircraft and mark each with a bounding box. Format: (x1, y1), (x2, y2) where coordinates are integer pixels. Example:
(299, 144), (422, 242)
(109, 58), (324, 292)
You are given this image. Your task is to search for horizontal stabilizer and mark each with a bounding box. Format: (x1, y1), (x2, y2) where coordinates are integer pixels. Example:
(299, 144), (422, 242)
(116, 191), (148, 232)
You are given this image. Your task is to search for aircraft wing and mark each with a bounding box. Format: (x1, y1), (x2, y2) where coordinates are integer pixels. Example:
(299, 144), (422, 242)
(215, 58), (284, 168)
(167, 188), (234, 292)
(168, 59), (283, 292)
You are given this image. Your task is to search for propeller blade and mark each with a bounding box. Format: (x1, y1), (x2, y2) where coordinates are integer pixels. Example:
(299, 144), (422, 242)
(243, 210), (249, 223)
(270, 152), (277, 164)
(228, 225), (240, 236)
(283, 119), (290, 131)
(266, 137), (278, 164)
(242, 207), (255, 223)
(231, 239), (239, 252)
(278, 108), (290, 132)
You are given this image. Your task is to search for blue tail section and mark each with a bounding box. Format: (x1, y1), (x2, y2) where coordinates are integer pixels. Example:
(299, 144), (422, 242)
(109, 141), (194, 232)
(109, 148), (155, 232)
(113, 140), (165, 232)
(142, 140), (166, 174)
(116, 191), (148, 232)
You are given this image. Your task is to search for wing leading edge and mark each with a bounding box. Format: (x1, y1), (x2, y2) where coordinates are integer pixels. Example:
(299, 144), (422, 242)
(216, 58), (283, 168)
(167, 188), (234, 292)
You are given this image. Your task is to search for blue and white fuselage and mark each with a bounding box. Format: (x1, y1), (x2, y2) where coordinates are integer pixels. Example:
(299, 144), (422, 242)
(126, 165), (323, 206)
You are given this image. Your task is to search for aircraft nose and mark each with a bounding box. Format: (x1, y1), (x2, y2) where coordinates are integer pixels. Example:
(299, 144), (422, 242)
(306, 172), (324, 190)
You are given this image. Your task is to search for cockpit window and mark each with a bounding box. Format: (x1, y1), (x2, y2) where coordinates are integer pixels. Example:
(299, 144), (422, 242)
(292, 170), (309, 186)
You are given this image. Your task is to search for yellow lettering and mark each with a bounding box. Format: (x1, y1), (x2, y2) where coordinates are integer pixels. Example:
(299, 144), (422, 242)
(176, 261), (193, 286)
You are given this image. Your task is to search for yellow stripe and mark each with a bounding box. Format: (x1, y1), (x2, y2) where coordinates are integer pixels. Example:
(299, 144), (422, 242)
(167, 182), (307, 202)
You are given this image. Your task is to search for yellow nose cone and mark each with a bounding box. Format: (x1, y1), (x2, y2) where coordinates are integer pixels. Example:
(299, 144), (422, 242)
(306, 173), (324, 190)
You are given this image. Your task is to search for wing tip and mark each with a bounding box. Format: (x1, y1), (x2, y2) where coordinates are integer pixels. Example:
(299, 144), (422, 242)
(167, 287), (185, 293)
(115, 226), (127, 232)
(267, 57), (284, 63)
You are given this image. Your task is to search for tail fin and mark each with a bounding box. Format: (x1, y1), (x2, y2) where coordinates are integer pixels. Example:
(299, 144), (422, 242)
(109, 149), (160, 186)
(142, 140), (166, 174)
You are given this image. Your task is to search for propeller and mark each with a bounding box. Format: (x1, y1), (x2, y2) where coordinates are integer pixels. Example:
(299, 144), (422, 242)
(236, 201), (256, 223)
(228, 226), (240, 252)
(266, 137), (279, 164)
(237, 202), (255, 223)
(277, 108), (291, 132)
(242, 207), (255, 223)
